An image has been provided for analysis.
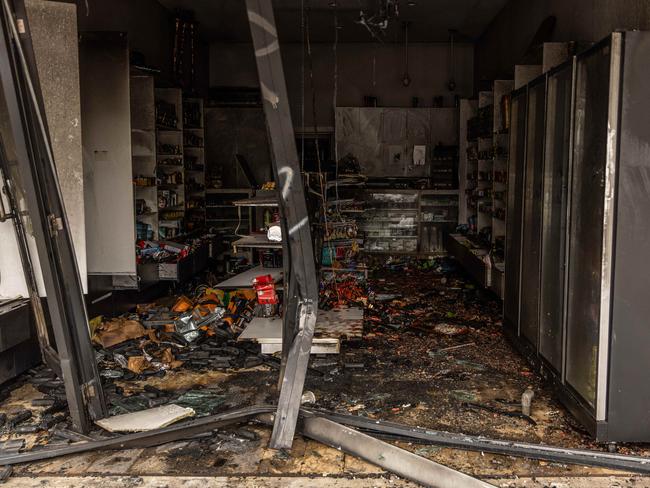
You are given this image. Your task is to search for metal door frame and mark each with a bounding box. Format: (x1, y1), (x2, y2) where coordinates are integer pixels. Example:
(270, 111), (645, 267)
(504, 85), (529, 337)
(0, 0), (106, 432)
(536, 57), (577, 378)
(519, 73), (548, 353)
(596, 32), (623, 422)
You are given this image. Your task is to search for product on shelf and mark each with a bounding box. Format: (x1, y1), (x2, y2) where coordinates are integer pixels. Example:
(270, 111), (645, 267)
(155, 100), (178, 129)
(157, 143), (182, 155)
(183, 132), (203, 147)
(183, 101), (202, 128)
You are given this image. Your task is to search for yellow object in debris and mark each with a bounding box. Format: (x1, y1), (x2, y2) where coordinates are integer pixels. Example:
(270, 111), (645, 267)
(88, 315), (103, 335)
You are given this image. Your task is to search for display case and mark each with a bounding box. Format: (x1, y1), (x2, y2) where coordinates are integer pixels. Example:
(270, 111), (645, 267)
(564, 35), (617, 436)
(518, 76), (546, 350)
(503, 87), (527, 335)
(360, 190), (420, 254)
(419, 190), (459, 253)
(538, 59), (574, 373)
(506, 32), (650, 442)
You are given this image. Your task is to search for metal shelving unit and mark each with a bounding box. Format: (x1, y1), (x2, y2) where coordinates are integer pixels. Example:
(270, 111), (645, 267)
(205, 188), (253, 239)
(155, 87), (185, 240)
(490, 80), (514, 298)
(131, 74), (158, 243)
(183, 97), (206, 232)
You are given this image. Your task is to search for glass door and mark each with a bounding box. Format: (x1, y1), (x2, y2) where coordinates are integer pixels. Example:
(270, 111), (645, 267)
(565, 40), (612, 409)
(539, 61), (574, 372)
(504, 89), (528, 335)
(519, 78), (547, 348)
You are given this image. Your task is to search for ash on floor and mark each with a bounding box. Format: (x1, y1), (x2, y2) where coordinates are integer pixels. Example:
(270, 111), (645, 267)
(0, 259), (648, 482)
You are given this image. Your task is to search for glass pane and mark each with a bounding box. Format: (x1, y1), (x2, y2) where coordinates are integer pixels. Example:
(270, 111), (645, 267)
(539, 64), (573, 371)
(519, 82), (546, 347)
(504, 93), (527, 333)
(566, 43), (611, 408)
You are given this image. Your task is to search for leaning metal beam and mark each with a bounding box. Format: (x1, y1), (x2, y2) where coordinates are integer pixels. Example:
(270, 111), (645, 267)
(245, 0), (319, 449)
(300, 415), (494, 488)
(0, 0), (106, 431)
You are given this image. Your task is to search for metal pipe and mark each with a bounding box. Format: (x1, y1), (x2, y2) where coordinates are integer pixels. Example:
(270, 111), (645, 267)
(307, 408), (650, 474)
(300, 415), (494, 488)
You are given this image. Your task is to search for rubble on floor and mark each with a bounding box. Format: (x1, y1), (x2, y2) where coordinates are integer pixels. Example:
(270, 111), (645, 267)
(0, 257), (649, 483)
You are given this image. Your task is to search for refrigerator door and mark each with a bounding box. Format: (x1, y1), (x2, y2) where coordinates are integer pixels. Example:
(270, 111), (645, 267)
(565, 39), (613, 410)
(504, 89), (528, 336)
(539, 61), (574, 373)
(519, 79), (546, 349)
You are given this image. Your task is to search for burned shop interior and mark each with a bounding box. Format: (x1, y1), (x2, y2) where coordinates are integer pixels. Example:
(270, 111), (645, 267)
(0, 0), (650, 486)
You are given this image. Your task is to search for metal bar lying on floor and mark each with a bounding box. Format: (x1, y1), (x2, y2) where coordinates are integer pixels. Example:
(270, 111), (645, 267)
(300, 414), (494, 488)
(0, 405), (275, 466)
(2, 403), (650, 481)
(245, 0), (319, 450)
(306, 409), (650, 474)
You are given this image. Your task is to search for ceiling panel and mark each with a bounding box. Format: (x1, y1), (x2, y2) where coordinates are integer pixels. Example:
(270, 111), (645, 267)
(156, 0), (509, 43)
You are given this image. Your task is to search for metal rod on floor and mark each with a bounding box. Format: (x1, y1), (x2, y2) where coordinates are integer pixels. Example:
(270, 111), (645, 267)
(0, 405), (276, 466)
(300, 415), (495, 488)
(305, 408), (650, 474)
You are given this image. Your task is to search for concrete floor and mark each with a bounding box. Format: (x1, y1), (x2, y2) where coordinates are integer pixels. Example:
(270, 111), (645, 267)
(3, 267), (650, 486)
(2, 475), (649, 487)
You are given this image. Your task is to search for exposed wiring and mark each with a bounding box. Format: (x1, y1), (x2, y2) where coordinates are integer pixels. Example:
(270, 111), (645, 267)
(305, 2), (341, 303)
(234, 205), (246, 238)
(300, 0), (305, 171)
(304, 2), (322, 178)
(333, 3), (340, 212)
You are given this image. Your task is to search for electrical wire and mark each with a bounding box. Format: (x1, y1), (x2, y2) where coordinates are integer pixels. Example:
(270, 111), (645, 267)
(300, 0), (305, 172)
(333, 2), (340, 212)
(304, 2), (341, 303)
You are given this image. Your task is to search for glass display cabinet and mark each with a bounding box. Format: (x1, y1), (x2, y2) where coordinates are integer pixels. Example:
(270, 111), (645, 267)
(506, 31), (650, 442)
(360, 190), (420, 254)
(503, 88), (527, 337)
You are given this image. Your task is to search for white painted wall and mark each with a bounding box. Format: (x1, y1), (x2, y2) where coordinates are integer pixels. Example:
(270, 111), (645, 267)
(0, 0), (87, 298)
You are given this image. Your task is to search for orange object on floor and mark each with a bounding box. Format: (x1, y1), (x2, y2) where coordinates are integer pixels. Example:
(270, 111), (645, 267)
(172, 295), (193, 313)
